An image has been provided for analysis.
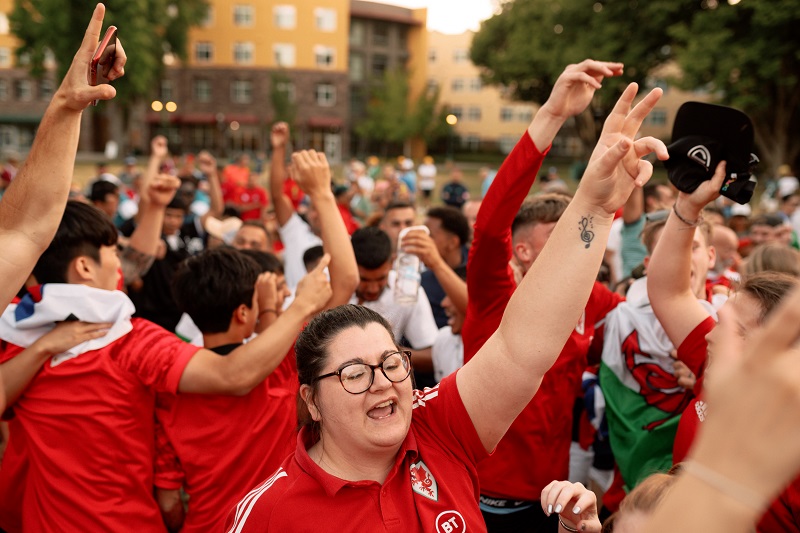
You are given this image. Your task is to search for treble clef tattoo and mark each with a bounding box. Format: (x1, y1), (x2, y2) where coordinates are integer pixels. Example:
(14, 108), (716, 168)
(579, 216), (594, 248)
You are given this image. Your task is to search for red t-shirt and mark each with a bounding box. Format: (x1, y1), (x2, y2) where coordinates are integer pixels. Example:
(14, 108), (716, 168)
(462, 132), (623, 500)
(225, 373), (489, 532)
(155, 380), (296, 532)
(0, 319), (198, 532)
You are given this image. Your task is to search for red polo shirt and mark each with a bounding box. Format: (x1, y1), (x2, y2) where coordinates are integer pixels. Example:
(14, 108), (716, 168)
(225, 373), (488, 532)
(0, 319), (198, 532)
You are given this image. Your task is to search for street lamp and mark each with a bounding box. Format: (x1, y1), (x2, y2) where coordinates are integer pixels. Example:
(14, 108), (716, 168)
(446, 113), (458, 161)
(151, 100), (177, 141)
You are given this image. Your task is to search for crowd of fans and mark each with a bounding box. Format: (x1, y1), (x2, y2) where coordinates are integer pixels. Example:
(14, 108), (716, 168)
(2, 6), (800, 533)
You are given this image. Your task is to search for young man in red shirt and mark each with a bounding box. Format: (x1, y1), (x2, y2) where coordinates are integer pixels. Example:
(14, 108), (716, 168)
(0, 194), (332, 532)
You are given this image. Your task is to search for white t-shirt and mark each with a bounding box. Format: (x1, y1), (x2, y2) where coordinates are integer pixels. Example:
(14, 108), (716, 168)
(278, 213), (323, 290)
(418, 163), (437, 191)
(349, 270), (438, 349)
(432, 326), (463, 383)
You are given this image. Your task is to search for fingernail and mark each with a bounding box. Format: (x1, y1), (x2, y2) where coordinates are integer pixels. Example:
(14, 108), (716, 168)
(573, 506), (581, 514)
(547, 504), (552, 515)
(554, 504), (562, 514)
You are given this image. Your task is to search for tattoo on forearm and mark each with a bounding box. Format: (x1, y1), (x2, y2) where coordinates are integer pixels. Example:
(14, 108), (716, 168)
(579, 216), (595, 249)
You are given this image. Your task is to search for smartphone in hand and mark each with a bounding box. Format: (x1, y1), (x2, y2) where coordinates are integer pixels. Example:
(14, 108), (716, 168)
(88, 26), (118, 106)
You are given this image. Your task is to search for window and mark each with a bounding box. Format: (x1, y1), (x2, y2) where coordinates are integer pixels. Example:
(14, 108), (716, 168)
(160, 79), (174, 101)
(500, 107), (513, 122)
(517, 109), (533, 122)
(315, 8), (336, 32)
(234, 42), (254, 64)
(40, 79), (54, 100)
(464, 135), (480, 152)
(427, 79), (438, 91)
(201, 6), (214, 26)
(469, 78), (482, 92)
(314, 46), (335, 68)
(275, 81), (296, 103)
(373, 22), (389, 46)
(349, 20), (365, 46)
(499, 136), (516, 154)
(195, 42), (213, 63)
(315, 84), (336, 107)
(193, 79), (212, 102)
(349, 53), (364, 82)
(233, 5), (254, 26)
(371, 54), (388, 77)
(273, 44), (295, 67)
(649, 108), (667, 126)
(450, 106), (463, 120)
(0, 47), (10, 68)
(428, 49), (437, 63)
(451, 79), (464, 92)
(274, 5), (296, 29)
(0, 14), (8, 35)
(231, 80), (252, 104)
(453, 49), (468, 63)
(0, 80), (8, 101)
(15, 80), (32, 101)
(467, 107), (481, 121)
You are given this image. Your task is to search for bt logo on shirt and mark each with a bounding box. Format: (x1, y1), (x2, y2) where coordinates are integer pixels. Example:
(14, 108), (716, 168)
(436, 510), (466, 533)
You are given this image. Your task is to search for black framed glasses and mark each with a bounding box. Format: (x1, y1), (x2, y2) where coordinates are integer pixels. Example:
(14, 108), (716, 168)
(314, 350), (412, 394)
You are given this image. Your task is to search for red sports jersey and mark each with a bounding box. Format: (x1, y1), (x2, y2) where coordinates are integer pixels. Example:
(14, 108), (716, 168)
(156, 381), (296, 532)
(672, 316), (715, 465)
(0, 319), (198, 532)
(225, 373), (488, 532)
(462, 132), (623, 499)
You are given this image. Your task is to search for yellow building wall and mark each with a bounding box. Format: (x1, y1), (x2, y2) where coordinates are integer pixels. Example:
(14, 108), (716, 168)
(189, 0), (349, 71)
(427, 30), (539, 147)
(0, 0), (19, 68)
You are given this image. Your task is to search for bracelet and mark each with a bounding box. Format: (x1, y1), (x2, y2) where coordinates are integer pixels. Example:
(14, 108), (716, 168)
(258, 309), (277, 316)
(672, 203), (704, 227)
(558, 515), (579, 532)
(682, 460), (766, 511)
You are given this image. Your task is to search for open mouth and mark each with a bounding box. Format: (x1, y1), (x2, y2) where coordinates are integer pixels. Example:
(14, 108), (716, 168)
(367, 400), (396, 420)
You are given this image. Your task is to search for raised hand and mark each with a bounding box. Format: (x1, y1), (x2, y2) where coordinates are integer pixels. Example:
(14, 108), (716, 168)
(676, 161), (726, 217)
(293, 253), (333, 314)
(255, 272), (279, 315)
(196, 150), (217, 178)
(539, 60), (624, 121)
(575, 83), (667, 216)
(291, 150), (331, 197)
(541, 480), (602, 532)
(150, 135), (169, 161)
(271, 122), (290, 150)
(146, 173), (181, 207)
(400, 230), (443, 270)
(58, 3), (127, 112)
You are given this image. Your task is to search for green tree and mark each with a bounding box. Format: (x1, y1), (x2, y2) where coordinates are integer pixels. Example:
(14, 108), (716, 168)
(10, 0), (208, 150)
(356, 69), (451, 155)
(472, 0), (800, 173)
(270, 71), (297, 128)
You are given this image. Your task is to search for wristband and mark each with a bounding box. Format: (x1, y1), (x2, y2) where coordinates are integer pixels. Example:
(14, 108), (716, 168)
(258, 309), (277, 317)
(682, 460), (766, 511)
(558, 515), (579, 532)
(672, 203), (704, 227)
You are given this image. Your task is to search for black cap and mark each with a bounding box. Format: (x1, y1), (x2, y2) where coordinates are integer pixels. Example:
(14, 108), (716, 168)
(664, 102), (758, 205)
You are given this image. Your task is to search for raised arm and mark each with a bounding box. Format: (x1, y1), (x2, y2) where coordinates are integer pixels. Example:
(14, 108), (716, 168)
(648, 162), (725, 347)
(0, 3), (125, 314)
(646, 284), (800, 533)
(197, 150), (223, 219)
(177, 255), (332, 395)
(458, 83), (667, 452)
(401, 229), (468, 315)
(269, 122), (295, 226)
(291, 150), (359, 308)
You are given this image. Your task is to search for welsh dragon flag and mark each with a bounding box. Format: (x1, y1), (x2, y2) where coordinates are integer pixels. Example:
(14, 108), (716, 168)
(597, 277), (715, 490)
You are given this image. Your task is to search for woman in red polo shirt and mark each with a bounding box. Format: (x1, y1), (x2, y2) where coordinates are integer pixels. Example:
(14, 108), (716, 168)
(227, 63), (668, 533)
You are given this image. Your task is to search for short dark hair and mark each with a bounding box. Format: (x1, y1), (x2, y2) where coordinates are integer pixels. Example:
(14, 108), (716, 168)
(172, 247), (262, 334)
(427, 206), (470, 246)
(511, 192), (571, 237)
(166, 195), (189, 213)
(751, 214), (784, 228)
(302, 245), (325, 271)
(239, 249), (284, 274)
(643, 182), (666, 206)
(351, 227), (392, 269)
(295, 304), (397, 438)
(32, 201), (118, 285)
(89, 180), (119, 203)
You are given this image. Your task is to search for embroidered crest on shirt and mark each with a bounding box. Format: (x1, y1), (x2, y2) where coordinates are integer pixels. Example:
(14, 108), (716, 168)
(410, 460), (438, 501)
(574, 311), (586, 335)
